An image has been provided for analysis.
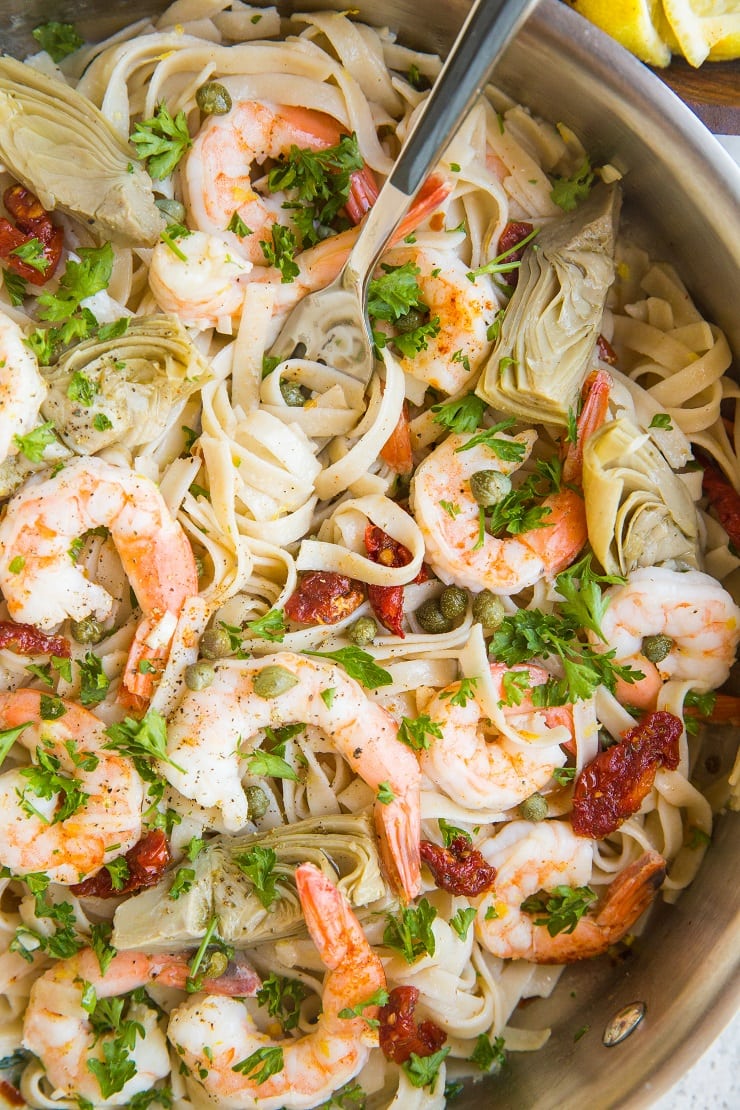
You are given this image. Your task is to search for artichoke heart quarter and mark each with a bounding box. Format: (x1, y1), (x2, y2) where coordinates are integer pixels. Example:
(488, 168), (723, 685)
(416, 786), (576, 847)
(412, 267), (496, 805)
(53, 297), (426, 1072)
(0, 56), (163, 246)
(112, 811), (388, 951)
(477, 184), (621, 425)
(41, 315), (211, 454)
(583, 417), (700, 576)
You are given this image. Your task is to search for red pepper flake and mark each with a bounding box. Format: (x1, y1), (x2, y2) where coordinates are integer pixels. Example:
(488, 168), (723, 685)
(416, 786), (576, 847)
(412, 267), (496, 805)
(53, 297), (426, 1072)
(284, 570), (365, 625)
(379, 985), (447, 1064)
(0, 185), (63, 284)
(702, 461), (740, 552)
(420, 835), (497, 896)
(71, 829), (171, 898)
(497, 220), (534, 287)
(596, 334), (619, 366)
(571, 711), (682, 839)
(0, 620), (71, 658)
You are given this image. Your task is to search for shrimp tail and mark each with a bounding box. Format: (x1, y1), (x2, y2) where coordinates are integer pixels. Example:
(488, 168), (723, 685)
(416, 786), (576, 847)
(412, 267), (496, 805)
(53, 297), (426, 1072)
(376, 795), (422, 903)
(296, 862), (361, 969)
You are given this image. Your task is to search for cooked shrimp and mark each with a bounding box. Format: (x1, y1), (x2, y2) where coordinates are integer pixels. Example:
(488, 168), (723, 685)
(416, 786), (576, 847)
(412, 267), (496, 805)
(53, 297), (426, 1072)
(148, 229), (253, 329)
(475, 820), (666, 963)
(184, 98), (377, 256)
(595, 566), (740, 710)
(0, 309), (47, 465)
(164, 651), (421, 900)
(168, 862), (386, 1110)
(377, 246), (497, 394)
(411, 369), (611, 592)
(420, 664), (570, 810)
(22, 947), (259, 1106)
(0, 456), (198, 701)
(0, 689), (143, 883)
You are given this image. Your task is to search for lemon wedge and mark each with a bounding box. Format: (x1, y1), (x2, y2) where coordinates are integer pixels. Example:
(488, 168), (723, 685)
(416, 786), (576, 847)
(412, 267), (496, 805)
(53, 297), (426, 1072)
(568, 1), (672, 66)
(662, 0), (740, 66)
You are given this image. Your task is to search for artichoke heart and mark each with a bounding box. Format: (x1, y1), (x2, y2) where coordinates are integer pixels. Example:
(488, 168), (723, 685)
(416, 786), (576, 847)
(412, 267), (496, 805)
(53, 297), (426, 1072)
(477, 184), (621, 425)
(112, 810), (388, 951)
(0, 56), (163, 246)
(41, 315), (210, 455)
(583, 417), (700, 576)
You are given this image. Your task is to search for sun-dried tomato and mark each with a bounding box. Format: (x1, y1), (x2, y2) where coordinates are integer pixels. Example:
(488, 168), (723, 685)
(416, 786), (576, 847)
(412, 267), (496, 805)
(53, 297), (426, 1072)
(0, 185), (63, 284)
(420, 835), (497, 896)
(0, 620), (71, 658)
(379, 985), (447, 1064)
(0, 1079), (24, 1107)
(380, 401), (414, 475)
(571, 711), (682, 839)
(596, 334), (619, 366)
(702, 461), (740, 551)
(71, 829), (171, 898)
(365, 524), (427, 638)
(284, 571), (365, 625)
(497, 220), (534, 287)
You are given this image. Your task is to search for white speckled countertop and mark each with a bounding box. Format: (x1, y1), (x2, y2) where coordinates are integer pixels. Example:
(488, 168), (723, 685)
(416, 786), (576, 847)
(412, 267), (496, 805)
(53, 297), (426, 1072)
(654, 1009), (739, 1108)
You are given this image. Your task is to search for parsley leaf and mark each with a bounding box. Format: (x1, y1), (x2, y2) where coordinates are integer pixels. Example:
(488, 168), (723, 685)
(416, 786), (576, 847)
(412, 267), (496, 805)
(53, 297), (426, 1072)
(521, 884), (597, 935)
(383, 898), (437, 963)
(32, 20), (84, 61)
(169, 867), (196, 900)
(402, 1046), (450, 1089)
(550, 157), (594, 212)
(232, 1045), (284, 1083)
(431, 392), (486, 434)
(87, 1039), (137, 1098)
(304, 646), (392, 689)
(234, 845), (279, 909)
(438, 819), (472, 848)
(470, 1033), (506, 1072)
(10, 237), (50, 274)
(38, 243), (114, 321)
(103, 709), (184, 774)
(649, 413), (673, 431)
(338, 987), (389, 1028)
(449, 906), (477, 941)
(227, 211), (252, 236)
(19, 747), (88, 824)
(89, 921), (117, 974)
(245, 748), (298, 782)
(13, 421), (57, 462)
(130, 104), (192, 179)
(0, 722), (32, 767)
(246, 608), (287, 642)
(256, 973), (309, 1032)
(455, 419), (526, 463)
(2, 268), (27, 305)
(397, 714), (443, 752)
(268, 133), (364, 247)
(78, 651), (110, 708)
(368, 262), (426, 322)
(439, 676), (478, 708)
(260, 224), (299, 283)
(552, 766), (576, 785)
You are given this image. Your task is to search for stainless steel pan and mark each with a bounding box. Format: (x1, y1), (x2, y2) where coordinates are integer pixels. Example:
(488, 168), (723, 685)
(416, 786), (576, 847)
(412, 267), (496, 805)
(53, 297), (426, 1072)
(1, 2), (738, 1106)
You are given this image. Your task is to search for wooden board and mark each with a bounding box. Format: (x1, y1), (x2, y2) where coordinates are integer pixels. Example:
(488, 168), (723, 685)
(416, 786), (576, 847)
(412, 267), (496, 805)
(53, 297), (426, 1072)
(652, 59), (740, 134)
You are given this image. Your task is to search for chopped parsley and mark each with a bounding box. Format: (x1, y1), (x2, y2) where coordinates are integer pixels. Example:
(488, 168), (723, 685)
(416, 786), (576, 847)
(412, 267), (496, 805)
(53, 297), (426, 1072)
(13, 421), (57, 462)
(470, 1033), (506, 1071)
(245, 748), (298, 782)
(232, 1045), (284, 1082)
(550, 157), (594, 212)
(234, 844), (279, 909)
(104, 709), (184, 774)
(449, 906), (477, 941)
(649, 412), (673, 431)
(130, 104), (192, 179)
(246, 608), (287, 642)
(454, 418), (526, 463)
(256, 973), (309, 1032)
(78, 651), (110, 708)
(367, 262), (441, 358)
(338, 987), (389, 1029)
(439, 676), (478, 708)
(10, 237), (49, 274)
(32, 20), (84, 61)
(520, 884), (597, 935)
(2, 268), (27, 305)
(267, 133), (364, 247)
(383, 898), (437, 963)
(260, 224), (300, 283)
(19, 746), (88, 824)
(431, 392), (486, 434)
(304, 646), (392, 689)
(397, 713), (443, 752)
(402, 1046), (450, 1089)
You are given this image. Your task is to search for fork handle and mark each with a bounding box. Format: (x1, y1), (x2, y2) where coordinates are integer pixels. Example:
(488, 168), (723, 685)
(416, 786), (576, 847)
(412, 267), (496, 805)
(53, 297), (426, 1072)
(345, 0), (539, 287)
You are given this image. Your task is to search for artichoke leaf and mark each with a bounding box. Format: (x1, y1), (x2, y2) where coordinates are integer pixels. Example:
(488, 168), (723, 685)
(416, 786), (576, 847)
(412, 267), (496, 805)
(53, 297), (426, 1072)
(477, 184), (621, 426)
(41, 315), (211, 455)
(583, 417), (700, 576)
(112, 810), (388, 951)
(0, 56), (163, 246)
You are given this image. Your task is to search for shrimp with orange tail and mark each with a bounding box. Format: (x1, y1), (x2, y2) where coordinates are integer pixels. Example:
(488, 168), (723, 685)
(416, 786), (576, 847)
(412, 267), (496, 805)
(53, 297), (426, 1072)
(419, 663), (571, 811)
(22, 947), (259, 1106)
(164, 652), (421, 900)
(411, 369), (611, 593)
(168, 863), (386, 1110)
(0, 689), (143, 883)
(475, 820), (665, 963)
(0, 456), (198, 702)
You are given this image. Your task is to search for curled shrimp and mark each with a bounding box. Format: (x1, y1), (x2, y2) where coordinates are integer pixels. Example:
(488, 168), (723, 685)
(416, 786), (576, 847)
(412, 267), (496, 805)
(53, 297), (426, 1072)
(0, 456), (198, 702)
(377, 246), (497, 394)
(148, 229), (253, 329)
(164, 651), (421, 900)
(0, 309), (47, 466)
(168, 862), (386, 1110)
(595, 566), (740, 710)
(411, 369), (611, 593)
(22, 947), (259, 1106)
(475, 820), (666, 963)
(419, 664), (571, 811)
(0, 689), (143, 883)
(184, 97), (377, 256)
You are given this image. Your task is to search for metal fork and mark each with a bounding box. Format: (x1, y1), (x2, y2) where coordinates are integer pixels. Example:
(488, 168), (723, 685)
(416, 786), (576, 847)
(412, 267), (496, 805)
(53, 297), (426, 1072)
(267, 0), (540, 382)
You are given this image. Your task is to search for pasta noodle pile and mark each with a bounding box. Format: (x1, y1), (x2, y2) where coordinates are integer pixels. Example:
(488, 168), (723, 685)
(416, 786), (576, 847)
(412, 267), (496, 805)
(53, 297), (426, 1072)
(0, 3), (737, 1108)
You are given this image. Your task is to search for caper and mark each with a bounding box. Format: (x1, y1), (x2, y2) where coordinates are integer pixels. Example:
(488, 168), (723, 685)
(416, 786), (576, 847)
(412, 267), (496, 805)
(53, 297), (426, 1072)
(253, 664), (299, 698)
(246, 785), (269, 821)
(471, 589), (505, 630)
(439, 585), (468, 624)
(280, 378), (308, 407)
(200, 625), (234, 660)
(154, 197), (186, 224)
(349, 616), (378, 647)
(395, 307), (427, 333)
(643, 634), (673, 664)
(469, 469), (512, 508)
(415, 599), (453, 634)
(202, 949), (229, 978)
(518, 792), (548, 822)
(185, 660), (215, 691)
(70, 617), (104, 644)
(195, 81), (232, 116)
